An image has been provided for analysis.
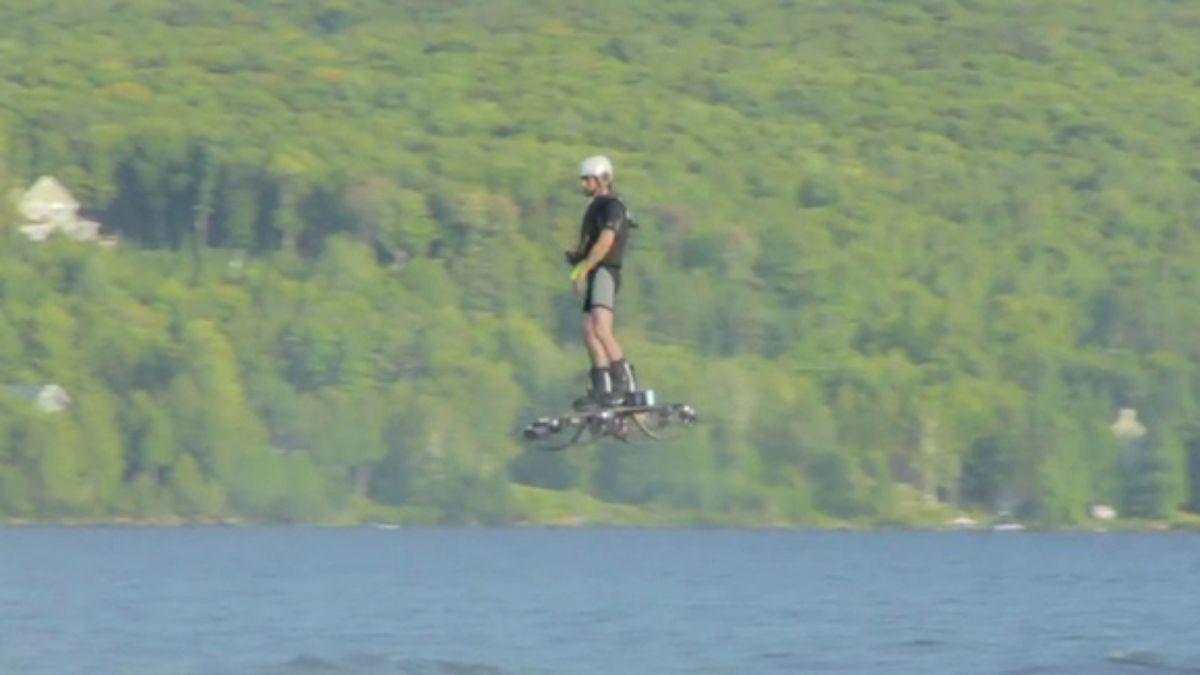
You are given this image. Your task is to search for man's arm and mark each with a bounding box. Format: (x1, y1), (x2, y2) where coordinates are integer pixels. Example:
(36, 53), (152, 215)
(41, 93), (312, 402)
(579, 229), (616, 273)
(571, 200), (623, 271)
(569, 228), (616, 288)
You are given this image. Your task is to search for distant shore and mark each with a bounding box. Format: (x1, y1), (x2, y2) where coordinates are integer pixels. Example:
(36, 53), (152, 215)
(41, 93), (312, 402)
(4, 513), (1199, 532)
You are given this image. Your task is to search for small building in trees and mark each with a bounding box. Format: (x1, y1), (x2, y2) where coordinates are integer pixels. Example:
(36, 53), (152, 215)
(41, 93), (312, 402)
(14, 176), (110, 245)
(1112, 408), (1147, 440)
(3, 383), (72, 413)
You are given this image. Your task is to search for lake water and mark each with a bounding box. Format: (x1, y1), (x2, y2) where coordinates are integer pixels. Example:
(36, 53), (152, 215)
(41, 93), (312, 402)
(1, 528), (1198, 674)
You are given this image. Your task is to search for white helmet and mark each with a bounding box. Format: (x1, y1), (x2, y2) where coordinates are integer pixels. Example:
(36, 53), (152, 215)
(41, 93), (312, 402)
(579, 155), (614, 180)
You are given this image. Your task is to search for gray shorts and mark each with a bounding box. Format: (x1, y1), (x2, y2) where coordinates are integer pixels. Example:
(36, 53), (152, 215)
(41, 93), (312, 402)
(583, 266), (620, 313)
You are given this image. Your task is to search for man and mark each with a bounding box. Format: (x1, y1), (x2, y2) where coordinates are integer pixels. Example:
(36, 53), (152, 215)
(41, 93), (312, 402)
(566, 155), (638, 410)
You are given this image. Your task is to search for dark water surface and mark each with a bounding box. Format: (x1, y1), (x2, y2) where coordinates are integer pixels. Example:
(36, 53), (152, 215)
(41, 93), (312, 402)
(1, 528), (1198, 674)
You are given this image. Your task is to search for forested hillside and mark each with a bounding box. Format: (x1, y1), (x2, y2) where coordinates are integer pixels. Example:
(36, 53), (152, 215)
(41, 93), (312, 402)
(1, 0), (1198, 526)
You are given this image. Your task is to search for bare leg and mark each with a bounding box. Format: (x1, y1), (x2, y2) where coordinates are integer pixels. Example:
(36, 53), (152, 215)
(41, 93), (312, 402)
(583, 313), (609, 368)
(590, 307), (624, 362)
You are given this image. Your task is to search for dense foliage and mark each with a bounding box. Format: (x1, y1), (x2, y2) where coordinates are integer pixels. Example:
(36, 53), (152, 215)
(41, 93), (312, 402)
(1, 0), (1198, 525)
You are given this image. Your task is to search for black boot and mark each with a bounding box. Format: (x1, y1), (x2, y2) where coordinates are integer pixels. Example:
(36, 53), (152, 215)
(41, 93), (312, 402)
(607, 359), (638, 407)
(573, 367), (613, 411)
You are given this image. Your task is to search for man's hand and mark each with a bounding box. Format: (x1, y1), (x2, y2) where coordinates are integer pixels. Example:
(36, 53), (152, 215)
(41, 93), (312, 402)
(570, 261), (589, 294)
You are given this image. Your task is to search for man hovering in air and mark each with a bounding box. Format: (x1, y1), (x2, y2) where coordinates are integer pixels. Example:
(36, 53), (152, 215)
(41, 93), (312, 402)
(519, 155), (695, 447)
(565, 155), (638, 410)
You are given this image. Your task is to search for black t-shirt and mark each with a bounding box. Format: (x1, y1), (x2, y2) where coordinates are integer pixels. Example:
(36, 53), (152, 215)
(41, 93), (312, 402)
(579, 194), (630, 268)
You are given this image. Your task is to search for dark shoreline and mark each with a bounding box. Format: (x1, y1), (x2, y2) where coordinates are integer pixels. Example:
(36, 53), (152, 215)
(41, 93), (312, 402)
(3, 517), (1198, 532)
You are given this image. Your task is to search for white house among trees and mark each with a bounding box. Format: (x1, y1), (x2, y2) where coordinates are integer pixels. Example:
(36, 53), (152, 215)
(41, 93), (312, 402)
(15, 176), (107, 243)
(3, 384), (72, 413)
